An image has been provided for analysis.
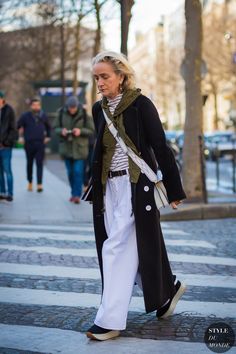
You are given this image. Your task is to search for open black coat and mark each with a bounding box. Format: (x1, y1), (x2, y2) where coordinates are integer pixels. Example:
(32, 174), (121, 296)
(0, 104), (18, 147)
(91, 94), (187, 313)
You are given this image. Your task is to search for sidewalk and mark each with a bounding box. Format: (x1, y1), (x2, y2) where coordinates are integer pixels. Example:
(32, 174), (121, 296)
(46, 153), (236, 221)
(0, 149), (235, 224)
(0, 149), (93, 225)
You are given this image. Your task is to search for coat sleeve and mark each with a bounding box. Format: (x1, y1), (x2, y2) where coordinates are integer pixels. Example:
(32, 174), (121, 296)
(139, 96), (187, 203)
(80, 113), (95, 138)
(52, 111), (63, 136)
(17, 113), (25, 129)
(92, 101), (101, 135)
(5, 106), (18, 145)
(43, 113), (51, 138)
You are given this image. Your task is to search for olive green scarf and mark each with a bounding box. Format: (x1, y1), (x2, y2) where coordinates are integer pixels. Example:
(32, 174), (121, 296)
(101, 88), (142, 189)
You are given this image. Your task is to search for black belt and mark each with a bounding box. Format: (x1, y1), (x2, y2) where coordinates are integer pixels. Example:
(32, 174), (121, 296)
(108, 169), (127, 178)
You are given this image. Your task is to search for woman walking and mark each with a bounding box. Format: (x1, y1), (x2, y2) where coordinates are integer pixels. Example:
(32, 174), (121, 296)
(85, 51), (187, 341)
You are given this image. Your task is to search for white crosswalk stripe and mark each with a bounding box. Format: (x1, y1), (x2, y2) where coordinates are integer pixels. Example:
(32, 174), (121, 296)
(1, 262), (235, 288)
(0, 222), (180, 232)
(0, 286), (234, 318)
(0, 222), (235, 353)
(0, 230), (216, 248)
(0, 324), (209, 354)
(0, 223), (95, 232)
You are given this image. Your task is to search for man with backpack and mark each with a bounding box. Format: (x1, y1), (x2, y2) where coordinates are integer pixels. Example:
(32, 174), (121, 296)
(53, 96), (94, 204)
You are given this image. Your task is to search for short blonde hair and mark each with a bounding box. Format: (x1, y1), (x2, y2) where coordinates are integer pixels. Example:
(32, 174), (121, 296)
(92, 51), (136, 91)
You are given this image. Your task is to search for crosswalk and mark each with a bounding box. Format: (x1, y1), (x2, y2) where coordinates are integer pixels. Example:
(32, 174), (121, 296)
(0, 222), (235, 354)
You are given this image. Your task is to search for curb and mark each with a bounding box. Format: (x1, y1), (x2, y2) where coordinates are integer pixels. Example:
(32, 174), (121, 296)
(160, 203), (236, 221)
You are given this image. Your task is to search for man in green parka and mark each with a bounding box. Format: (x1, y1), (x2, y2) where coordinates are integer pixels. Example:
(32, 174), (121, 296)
(53, 96), (94, 204)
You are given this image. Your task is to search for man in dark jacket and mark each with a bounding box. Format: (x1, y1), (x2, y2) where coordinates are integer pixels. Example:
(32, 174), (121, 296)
(17, 97), (51, 192)
(0, 91), (18, 201)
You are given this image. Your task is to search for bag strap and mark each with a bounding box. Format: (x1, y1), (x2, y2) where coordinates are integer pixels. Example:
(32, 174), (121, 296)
(59, 108), (63, 128)
(102, 108), (161, 184)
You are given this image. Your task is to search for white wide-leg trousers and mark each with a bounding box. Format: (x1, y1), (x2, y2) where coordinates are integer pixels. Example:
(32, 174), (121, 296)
(94, 173), (140, 330)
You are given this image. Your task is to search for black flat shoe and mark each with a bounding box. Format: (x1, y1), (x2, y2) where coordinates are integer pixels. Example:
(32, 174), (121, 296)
(6, 195), (13, 202)
(156, 280), (186, 319)
(86, 324), (120, 341)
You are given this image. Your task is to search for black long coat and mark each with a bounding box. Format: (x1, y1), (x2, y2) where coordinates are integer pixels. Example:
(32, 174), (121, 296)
(91, 94), (187, 313)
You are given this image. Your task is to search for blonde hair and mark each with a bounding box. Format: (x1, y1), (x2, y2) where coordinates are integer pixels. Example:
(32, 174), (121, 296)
(92, 51), (136, 91)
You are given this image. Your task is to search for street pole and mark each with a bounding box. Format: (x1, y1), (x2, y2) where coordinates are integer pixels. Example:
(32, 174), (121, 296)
(199, 134), (208, 203)
(215, 141), (220, 189)
(232, 139), (236, 193)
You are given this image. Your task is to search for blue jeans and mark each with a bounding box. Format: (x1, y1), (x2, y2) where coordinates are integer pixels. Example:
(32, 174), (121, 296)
(0, 148), (13, 196)
(64, 159), (84, 197)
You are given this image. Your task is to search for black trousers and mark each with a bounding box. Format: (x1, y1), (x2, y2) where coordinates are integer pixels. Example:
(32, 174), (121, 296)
(24, 140), (45, 184)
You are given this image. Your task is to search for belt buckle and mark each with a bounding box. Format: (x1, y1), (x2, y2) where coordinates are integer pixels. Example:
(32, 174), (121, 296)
(108, 171), (112, 178)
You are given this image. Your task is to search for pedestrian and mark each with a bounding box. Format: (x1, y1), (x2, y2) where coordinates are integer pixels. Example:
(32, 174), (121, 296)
(0, 91), (18, 201)
(17, 97), (51, 192)
(53, 96), (94, 204)
(85, 51), (187, 341)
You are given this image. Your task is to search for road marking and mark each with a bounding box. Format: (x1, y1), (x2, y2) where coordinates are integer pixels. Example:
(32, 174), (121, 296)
(0, 222), (173, 232)
(168, 253), (236, 266)
(166, 240), (216, 248)
(0, 231), (215, 248)
(0, 224), (94, 233)
(0, 245), (234, 265)
(0, 231), (95, 242)
(177, 273), (236, 289)
(0, 244), (98, 257)
(0, 287), (234, 318)
(163, 229), (190, 235)
(0, 263), (236, 288)
(0, 324), (209, 354)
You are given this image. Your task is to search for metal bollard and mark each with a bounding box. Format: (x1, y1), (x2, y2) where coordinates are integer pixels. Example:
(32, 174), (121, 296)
(215, 141), (220, 188)
(199, 134), (207, 203)
(232, 138), (236, 193)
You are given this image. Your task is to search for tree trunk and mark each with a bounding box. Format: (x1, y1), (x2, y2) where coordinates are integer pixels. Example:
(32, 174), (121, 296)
(60, 22), (66, 106)
(91, 0), (102, 104)
(72, 19), (81, 95)
(120, 0), (134, 56)
(182, 0), (204, 202)
(212, 88), (219, 131)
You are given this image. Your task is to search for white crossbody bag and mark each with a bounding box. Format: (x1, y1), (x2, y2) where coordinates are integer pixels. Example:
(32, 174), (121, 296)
(102, 109), (169, 209)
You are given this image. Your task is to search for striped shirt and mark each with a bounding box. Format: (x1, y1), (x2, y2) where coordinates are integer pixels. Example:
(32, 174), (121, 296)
(107, 94), (129, 171)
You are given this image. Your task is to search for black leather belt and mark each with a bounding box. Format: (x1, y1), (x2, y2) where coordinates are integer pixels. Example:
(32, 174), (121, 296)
(108, 169), (127, 178)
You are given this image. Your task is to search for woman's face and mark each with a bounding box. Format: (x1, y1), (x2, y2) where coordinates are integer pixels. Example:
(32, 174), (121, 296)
(93, 62), (123, 99)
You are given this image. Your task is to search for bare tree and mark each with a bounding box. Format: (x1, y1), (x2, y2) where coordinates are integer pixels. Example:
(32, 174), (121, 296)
(182, 0), (204, 202)
(91, 0), (108, 103)
(70, 0), (94, 95)
(203, 0), (236, 130)
(117, 0), (134, 56)
(0, 0), (96, 115)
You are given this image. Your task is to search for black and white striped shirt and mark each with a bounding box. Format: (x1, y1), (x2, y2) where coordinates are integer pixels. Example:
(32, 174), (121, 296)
(107, 94), (129, 171)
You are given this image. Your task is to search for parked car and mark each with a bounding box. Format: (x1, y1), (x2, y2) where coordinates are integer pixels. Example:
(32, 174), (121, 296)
(165, 130), (182, 171)
(205, 131), (236, 160)
(175, 132), (220, 160)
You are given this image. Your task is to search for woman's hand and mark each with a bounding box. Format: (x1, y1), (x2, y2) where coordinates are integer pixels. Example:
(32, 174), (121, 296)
(170, 200), (182, 209)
